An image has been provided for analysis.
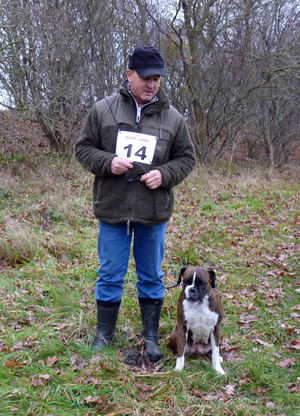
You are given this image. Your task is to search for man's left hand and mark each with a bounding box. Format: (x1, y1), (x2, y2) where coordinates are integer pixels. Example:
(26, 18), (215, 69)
(140, 169), (162, 190)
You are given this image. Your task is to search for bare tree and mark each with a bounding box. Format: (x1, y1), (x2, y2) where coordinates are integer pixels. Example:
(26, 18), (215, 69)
(0, 0), (132, 152)
(1, 0), (299, 163)
(144, 0), (253, 162)
(240, 1), (300, 166)
(133, 0), (300, 165)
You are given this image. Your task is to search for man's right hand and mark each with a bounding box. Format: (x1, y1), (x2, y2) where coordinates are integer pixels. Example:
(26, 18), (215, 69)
(111, 157), (134, 175)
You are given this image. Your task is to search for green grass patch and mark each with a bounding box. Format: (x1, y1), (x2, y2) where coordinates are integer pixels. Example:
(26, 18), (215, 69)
(1, 155), (300, 415)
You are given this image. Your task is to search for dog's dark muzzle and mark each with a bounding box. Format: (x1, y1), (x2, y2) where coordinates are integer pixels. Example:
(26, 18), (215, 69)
(186, 287), (205, 302)
(189, 287), (199, 298)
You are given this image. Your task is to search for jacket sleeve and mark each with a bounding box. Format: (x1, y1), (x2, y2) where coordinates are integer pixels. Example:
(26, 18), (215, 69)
(74, 103), (115, 177)
(157, 111), (196, 189)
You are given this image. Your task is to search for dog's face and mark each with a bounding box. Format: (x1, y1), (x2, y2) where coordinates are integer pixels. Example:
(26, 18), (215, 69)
(177, 266), (216, 303)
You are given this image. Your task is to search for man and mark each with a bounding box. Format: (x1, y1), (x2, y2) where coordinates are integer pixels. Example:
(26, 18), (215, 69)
(75, 46), (196, 362)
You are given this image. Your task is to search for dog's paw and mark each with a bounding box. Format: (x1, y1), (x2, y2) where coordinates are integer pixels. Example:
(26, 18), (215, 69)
(174, 356), (185, 371)
(214, 364), (225, 375)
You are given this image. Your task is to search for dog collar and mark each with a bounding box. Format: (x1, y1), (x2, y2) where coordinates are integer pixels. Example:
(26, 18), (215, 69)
(206, 288), (213, 299)
(199, 288), (213, 302)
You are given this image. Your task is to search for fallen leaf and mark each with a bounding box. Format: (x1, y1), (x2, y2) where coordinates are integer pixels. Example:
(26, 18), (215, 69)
(253, 386), (269, 395)
(253, 339), (273, 347)
(190, 388), (206, 398)
(203, 393), (218, 401)
(0, 339), (10, 352)
(224, 384), (235, 396)
(84, 396), (100, 404)
(71, 354), (78, 366)
(219, 392), (233, 402)
(46, 356), (59, 366)
(101, 362), (110, 371)
(83, 395), (109, 408)
(135, 382), (152, 392)
(288, 338), (300, 350)
(289, 383), (300, 393)
(30, 373), (51, 387)
(278, 357), (296, 368)
(5, 358), (25, 369)
(85, 377), (102, 385)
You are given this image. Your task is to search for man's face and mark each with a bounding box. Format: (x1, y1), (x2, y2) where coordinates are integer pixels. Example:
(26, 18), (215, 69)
(126, 69), (161, 106)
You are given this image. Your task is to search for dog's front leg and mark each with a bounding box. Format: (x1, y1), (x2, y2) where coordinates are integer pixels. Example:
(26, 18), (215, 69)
(211, 332), (225, 375)
(174, 327), (187, 371)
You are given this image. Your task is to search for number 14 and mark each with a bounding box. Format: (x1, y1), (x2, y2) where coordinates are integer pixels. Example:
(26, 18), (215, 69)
(124, 144), (147, 161)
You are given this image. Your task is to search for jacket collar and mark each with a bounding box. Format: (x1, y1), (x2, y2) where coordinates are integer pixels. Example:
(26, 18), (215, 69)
(119, 80), (169, 113)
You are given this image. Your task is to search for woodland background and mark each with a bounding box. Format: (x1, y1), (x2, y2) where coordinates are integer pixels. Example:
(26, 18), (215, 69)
(1, 0), (300, 166)
(1, 1), (300, 415)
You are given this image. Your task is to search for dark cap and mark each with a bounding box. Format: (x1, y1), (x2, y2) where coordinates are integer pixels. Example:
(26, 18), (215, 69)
(128, 46), (165, 77)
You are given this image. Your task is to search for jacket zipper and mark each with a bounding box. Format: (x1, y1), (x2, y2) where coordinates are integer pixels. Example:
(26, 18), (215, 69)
(127, 91), (158, 230)
(136, 107), (142, 125)
(128, 89), (158, 128)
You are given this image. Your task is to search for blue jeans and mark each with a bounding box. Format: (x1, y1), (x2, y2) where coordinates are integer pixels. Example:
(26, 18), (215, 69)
(95, 221), (166, 302)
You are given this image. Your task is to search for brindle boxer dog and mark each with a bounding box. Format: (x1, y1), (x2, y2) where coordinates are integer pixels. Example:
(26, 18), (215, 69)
(168, 266), (225, 374)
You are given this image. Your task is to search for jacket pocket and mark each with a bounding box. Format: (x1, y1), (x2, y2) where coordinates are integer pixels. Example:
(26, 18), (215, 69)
(143, 126), (172, 165)
(154, 188), (174, 222)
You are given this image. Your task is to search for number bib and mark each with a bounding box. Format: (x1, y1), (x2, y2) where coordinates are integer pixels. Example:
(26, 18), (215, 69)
(116, 130), (157, 164)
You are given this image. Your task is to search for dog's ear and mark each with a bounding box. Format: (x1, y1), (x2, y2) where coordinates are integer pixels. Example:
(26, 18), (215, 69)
(177, 265), (188, 285)
(208, 269), (216, 288)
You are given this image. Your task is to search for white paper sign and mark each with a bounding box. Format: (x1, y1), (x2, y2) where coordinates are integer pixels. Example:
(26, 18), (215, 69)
(116, 130), (157, 164)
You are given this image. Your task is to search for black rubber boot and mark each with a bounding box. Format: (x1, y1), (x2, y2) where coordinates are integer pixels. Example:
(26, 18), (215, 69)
(92, 300), (121, 350)
(139, 297), (163, 363)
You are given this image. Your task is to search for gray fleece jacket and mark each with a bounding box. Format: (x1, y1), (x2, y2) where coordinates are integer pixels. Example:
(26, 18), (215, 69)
(75, 81), (196, 225)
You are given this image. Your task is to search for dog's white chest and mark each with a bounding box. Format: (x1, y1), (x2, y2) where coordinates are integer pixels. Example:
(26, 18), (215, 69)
(183, 298), (219, 343)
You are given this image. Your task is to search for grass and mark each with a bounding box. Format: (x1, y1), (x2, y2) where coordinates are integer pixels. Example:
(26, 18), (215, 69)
(0, 144), (300, 416)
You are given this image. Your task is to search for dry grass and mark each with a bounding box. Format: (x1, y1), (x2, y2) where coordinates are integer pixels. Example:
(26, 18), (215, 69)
(0, 145), (300, 415)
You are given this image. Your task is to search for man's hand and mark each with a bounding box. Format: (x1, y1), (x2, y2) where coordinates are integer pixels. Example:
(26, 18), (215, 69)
(111, 157), (134, 175)
(140, 169), (162, 190)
